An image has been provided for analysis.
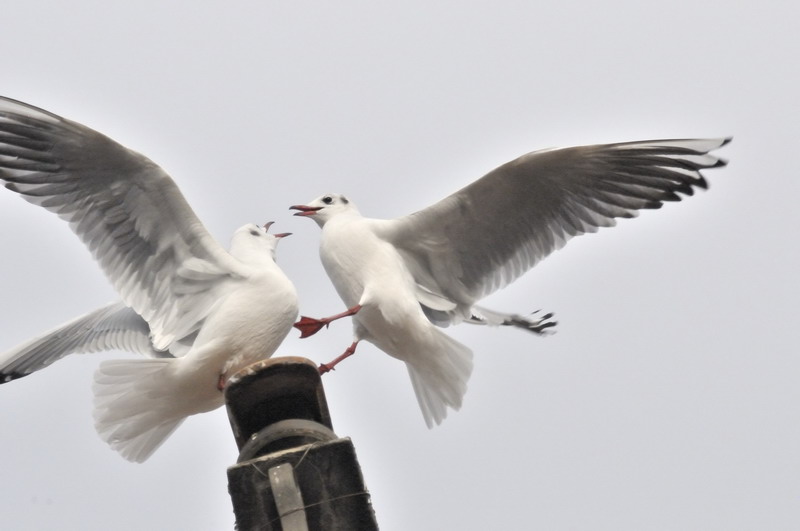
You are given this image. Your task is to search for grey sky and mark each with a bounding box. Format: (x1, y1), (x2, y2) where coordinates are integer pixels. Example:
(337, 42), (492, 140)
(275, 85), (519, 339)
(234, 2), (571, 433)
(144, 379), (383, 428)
(1, 1), (798, 530)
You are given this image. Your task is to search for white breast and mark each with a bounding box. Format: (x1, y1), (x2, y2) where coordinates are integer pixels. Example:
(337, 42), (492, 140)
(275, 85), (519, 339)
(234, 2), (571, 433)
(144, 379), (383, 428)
(320, 215), (423, 336)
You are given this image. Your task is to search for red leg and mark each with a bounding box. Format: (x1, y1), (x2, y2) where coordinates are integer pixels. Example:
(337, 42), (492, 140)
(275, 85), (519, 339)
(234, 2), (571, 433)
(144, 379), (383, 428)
(319, 341), (360, 374)
(294, 304), (362, 338)
(217, 373), (226, 391)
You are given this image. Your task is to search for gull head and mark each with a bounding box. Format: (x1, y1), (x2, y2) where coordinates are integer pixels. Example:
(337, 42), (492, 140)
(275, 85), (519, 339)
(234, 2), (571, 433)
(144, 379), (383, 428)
(230, 222), (290, 261)
(290, 193), (357, 228)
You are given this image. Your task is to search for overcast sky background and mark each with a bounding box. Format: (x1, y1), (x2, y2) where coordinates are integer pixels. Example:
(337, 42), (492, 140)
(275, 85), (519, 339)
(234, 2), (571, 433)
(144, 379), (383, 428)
(1, 2), (798, 530)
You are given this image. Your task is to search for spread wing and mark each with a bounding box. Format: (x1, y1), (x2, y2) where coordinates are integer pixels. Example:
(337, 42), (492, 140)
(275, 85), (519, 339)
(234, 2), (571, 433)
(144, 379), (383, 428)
(0, 302), (171, 384)
(379, 138), (730, 307)
(0, 97), (249, 349)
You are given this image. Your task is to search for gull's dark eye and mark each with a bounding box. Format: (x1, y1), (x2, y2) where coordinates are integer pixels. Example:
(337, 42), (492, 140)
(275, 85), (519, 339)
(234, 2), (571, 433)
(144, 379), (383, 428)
(322, 196), (333, 205)
(249, 229), (260, 236)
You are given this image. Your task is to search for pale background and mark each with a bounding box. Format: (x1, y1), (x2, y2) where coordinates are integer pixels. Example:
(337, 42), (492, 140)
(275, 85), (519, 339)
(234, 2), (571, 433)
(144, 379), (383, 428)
(1, 1), (798, 530)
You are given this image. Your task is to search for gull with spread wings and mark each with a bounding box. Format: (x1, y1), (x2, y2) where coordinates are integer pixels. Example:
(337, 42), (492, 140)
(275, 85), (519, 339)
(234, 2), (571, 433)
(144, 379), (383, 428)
(0, 97), (298, 462)
(291, 137), (730, 428)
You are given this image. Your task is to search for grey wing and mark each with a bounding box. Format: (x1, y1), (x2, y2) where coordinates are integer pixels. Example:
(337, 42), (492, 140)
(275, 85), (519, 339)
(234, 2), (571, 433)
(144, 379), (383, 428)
(0, 97), (246, 349)
(0, 302), (173, 384)
(381, 138), (730, 307)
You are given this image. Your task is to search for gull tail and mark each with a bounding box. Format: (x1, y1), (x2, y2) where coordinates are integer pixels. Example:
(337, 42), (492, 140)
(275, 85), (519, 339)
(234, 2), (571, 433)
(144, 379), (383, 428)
(405, 328), (473, 428)
(93, 358), (215, 462)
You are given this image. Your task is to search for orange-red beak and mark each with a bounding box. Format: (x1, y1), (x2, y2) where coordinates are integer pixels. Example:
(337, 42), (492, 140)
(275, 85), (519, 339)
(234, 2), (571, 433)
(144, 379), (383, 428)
(290, 205), (322, 217)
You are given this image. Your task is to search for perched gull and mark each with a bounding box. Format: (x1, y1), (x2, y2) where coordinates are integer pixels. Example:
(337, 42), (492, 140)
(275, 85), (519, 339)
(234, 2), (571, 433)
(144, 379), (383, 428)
(290, 138), (730, 427)
(0, 97), (299, 462)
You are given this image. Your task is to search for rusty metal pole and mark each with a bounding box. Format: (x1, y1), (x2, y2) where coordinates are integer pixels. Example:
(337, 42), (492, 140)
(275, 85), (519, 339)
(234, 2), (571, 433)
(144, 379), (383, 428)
(225, 356), (379, 530)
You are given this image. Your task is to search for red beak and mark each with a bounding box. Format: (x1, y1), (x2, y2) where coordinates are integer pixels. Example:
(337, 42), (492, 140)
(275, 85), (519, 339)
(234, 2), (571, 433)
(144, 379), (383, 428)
(290, 205), (322, 217)
(261, 221), (291, 238)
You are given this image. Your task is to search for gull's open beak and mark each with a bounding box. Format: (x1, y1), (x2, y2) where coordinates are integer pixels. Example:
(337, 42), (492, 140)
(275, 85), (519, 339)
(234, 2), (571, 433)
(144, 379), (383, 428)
(290, 205), (322, 217)
(262, 221), (291, 238)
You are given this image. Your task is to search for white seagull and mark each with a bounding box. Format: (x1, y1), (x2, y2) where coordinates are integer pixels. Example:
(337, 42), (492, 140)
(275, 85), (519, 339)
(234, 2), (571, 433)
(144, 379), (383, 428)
(290, 137), (730, 428)
(0, 97), (299, 462)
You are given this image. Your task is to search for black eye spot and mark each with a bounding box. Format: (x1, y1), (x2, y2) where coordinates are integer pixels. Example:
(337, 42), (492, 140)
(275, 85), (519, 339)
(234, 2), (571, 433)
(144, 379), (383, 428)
(322, 196), (333, 205)
(249, 229), (260, 236)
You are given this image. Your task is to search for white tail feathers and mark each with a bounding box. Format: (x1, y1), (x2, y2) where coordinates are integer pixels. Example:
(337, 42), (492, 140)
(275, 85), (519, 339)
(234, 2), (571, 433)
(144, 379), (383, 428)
(406, 328), (473, 428)
(93, 358), (207, 462)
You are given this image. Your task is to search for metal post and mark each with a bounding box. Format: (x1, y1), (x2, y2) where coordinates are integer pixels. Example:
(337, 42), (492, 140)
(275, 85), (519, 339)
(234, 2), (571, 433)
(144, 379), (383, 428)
(225, 356), (379, 530)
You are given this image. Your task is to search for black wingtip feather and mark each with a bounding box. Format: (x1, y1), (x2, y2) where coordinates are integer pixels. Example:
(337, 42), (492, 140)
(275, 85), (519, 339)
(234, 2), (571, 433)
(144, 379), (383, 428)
(1, 371), (28, 384)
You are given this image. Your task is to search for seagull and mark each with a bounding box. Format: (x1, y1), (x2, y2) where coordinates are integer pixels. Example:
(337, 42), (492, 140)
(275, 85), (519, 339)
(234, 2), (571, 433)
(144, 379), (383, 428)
(0, 97), (299, 462)
(290, 137), (730, 427)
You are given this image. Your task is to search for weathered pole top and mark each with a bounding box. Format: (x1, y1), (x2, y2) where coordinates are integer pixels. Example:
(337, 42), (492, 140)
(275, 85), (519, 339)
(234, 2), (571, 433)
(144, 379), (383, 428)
(225, 356), (335, 460)
(224, 356), (379, 530)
